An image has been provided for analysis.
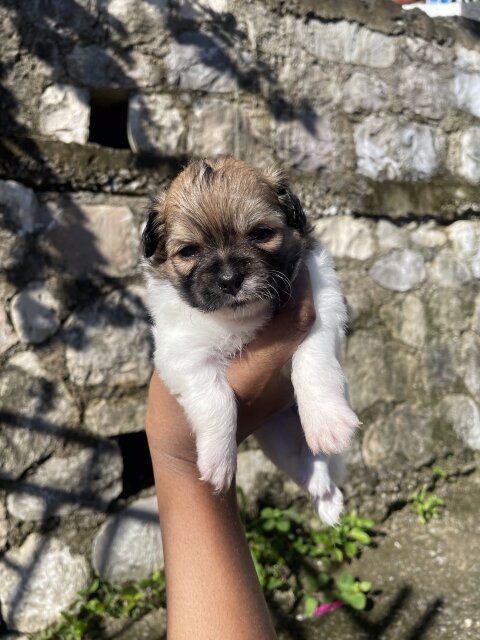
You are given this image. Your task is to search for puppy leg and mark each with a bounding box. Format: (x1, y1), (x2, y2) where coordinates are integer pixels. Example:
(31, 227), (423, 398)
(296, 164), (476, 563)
(255, 407), (344, 526)
(178, 366), (238, 492)
(292, 248), (360, 455)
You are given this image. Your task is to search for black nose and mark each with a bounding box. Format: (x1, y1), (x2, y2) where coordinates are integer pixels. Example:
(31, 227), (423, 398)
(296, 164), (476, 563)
(217, 268), (244, 295)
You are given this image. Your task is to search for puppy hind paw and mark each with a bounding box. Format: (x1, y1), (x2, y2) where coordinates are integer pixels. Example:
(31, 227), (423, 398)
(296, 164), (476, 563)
(303, 403), (360, 455)
(313, 485), (344, 527)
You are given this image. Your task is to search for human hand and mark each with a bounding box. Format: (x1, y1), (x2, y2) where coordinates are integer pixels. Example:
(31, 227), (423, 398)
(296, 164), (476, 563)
(145, 267), (315, 480)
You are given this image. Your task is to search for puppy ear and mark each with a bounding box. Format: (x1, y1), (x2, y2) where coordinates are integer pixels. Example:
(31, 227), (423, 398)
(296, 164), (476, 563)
(263, 168), (307, 233)
(142, 195), (166, 261)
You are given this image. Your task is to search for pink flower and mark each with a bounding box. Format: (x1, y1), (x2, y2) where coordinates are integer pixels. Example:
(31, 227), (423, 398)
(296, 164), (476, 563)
(314, 601), (343, 617)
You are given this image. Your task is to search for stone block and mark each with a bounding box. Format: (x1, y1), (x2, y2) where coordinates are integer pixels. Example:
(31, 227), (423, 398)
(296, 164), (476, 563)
(410, 222), (446, 248)
(355, 115), (445, 181)
(275, 111), (339, 173)
(43, 201), (139, 277)
(7, 440), (123, 521)
(399, 294), (426, 349)
(84, 395), (146, 436)
(0, 352), (79, 481)
(440, 395), (480, 451)
(128, 93), (186, 155)
(92, 495), (163, 585)
(177, 0), (229, 19)
(0, 502), (7, 552)
(314, 216), (376, 261)
(453, 127), (480, 185)
(454, 71), (480, 118)
(64, 286), (152, 388)
(99, 0), (167, 44)
(0, 534), (90, 633)
(376, 219), (407, 250)
(0, 306), (18, 355)
(188, 98), (236, 157)
(0, 180), (40, 234)
(448, 220), (480, 257)
(10, 281), (61, 344)
(38, 85), (90, 145)
(399, 65), (450, 120)
(370, 249), (426, 292)
(460, 332), (480, 399)
(430, 249), (472, 288)
(342, 72), (390, 114)
(165, 32), (237, 92)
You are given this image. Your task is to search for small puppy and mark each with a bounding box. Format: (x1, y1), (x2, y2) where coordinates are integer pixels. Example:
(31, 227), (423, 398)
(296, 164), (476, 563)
(143, 158), (359, 525)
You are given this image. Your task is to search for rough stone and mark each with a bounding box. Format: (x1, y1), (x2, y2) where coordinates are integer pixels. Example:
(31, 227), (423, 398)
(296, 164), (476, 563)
(342, 72), (390, 114)
(454, 127), (480, 185)
(422, 339), (459, 394)
(0, 306), (18, 355)
(166, 32), (237, 92)
(440, 395), (480, 450)
(7, 440), (123, 521)
(354, 116), (444, 181)
(0, 180), (40, 234)
(430, 249), (472, 288)
(472, 251), (480, 279)
(369, 249), (426, 292)
(362, 405), (434, 470)
(400, 294), (426, 349)
(64, 286), (152, 387)
(460, 332), (480, 399)
(376, 219), (407, 250)
(0, 352), (79, 481)
(105, 608), (167, 640)
(454, 71), (480, 119)
(236, 449), (278, 505)
(0, 502), (7, 551)
(275, 112), (339, 172)
(448, 220), (479, 257)
(67, 45), (161, 88)
(427, 289), (471, 335)
(127, 93), (186, 155)
(0, 534), (91, 633)
(473, 295), (480, 334)
(177, 0), (228, 19)
(314, 216), (375, 260)
(38, 84), (90, 145)
(187, 98), (236, 157)
(399, 65), (449, 120)
(84, 395), (146, 436)
(410, 222), (447, 248)
(92, 495), (163, 585)
(44, 201), (139, 277)
(10, 281), (61, 344)
(99, 0), (168, 43)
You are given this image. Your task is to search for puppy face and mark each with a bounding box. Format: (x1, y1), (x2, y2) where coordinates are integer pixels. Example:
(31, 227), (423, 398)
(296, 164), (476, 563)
(143, 158), (311, 313)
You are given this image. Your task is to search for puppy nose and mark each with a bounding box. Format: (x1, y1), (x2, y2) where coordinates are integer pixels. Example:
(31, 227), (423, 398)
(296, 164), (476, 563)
(218, 268), (244, 295)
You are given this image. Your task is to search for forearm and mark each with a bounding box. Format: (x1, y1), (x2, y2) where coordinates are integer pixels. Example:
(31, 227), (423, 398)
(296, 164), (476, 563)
(148, 441), (277, 640)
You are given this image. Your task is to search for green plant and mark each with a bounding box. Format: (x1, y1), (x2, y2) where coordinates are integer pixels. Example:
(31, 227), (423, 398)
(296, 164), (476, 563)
(34, 571), (166, 640)
(432, 465), (447, 478)
(409, 485), (444, 524)
(244, 505), (374, 615)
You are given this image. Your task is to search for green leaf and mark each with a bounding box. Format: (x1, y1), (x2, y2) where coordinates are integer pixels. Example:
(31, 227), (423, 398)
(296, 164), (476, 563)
(333, 547), (344, 562)
(263, 519), (276, 531)
(304, 595), (317, 617)
(342, 591), (367, 610)
(345, 542), (358, 559)
(260, 507), (277, 519)
(348, 528), (371, 545)
(276, 520), (291, 533)
(336, 572), (354, 589)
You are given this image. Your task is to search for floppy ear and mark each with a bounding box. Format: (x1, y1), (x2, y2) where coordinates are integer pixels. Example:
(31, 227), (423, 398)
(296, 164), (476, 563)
(142, 195), (166, 261)
(263, 168), (307, 233)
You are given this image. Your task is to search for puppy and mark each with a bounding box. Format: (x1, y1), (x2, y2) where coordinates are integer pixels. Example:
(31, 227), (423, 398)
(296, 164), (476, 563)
(143, 158), (359, 525)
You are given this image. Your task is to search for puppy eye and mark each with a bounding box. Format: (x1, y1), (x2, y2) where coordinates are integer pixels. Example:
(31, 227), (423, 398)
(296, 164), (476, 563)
(178, 245), (199, 259)
(249, 227), (274, 243)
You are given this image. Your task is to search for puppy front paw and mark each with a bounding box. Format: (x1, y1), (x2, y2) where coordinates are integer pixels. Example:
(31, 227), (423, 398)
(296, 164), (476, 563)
(197, 437), (237, 492)
(301, 401), (360, 455)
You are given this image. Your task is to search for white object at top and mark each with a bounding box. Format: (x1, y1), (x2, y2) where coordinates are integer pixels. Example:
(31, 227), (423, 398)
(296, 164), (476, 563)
(402, 0), (480, 20)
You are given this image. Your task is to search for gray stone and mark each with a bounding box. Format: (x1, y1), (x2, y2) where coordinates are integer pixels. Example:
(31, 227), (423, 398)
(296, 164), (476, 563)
(104, 608), (166, 640)
(65, 286), (152, 387)
(38, 84), (90, 145)
(440, 395), (480, 450)
(84, 395), (146, 436)
(236, 449), (278, 505)
(10, 281), (61, 344)
(455, 127), (480, 184)
(99, 0), (167, 43)
(422, 340), (459, 394)
(399, 66), (449, 119)
(275, 111), (338, 173)
(472, 251), (480, 279)
(127, 93), (186, 155)
(448, 220), (480, 257)
(43, 201), (139, 277)
(454, 71), (480, 118)
(177, 0), (228, 19)
(314, 216), (375, 260)
(0, 305), (18, 355)
(376, 219), (407, 250)
(342, 72), (389, 114)
(400, 294), (426, 349)
(0, 502), (7, 551)
(0, 180), (40, 234)
(92, 495), (163, 585)
(355, 115), (445, 181)
(428, 290), (471, 335)
(0, 352), (79, 481)
(166, 32), (237, 92)
(406, 36), (452, 66)
(0, 534), (91, 633)
(67, 45), (161, 88)
(430, 249), (472, 288)
(455, 44), (480, 72)
(188, 98), (236, 157)
(7, 440), (123, 521)
(410, 222), (447, 248)
(0, 227), (25, 271)
(370, 249), (426, 292)
(362, 405), (434, 469)
(460, 332), (480, 399)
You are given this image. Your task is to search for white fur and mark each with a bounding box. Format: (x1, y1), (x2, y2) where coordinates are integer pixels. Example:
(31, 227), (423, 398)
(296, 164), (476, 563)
(146, 245), (358, 524)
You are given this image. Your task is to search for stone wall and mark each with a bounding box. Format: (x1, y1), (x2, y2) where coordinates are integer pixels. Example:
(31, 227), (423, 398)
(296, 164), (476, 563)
(0, 0), (480, 636)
